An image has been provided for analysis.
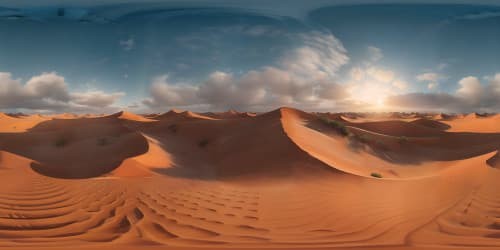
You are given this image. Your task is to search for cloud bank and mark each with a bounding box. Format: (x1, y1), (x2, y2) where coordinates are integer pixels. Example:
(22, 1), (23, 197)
(386, 73), (500, 113)
(142, 31), (350, 111)
(0, 72), (124, 113)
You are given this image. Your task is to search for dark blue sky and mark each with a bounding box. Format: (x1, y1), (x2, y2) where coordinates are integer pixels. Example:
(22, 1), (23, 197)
(0, 1), (499, 113)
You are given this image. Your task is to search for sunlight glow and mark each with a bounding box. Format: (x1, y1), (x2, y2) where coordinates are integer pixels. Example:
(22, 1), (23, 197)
(347, 81), (391, 110)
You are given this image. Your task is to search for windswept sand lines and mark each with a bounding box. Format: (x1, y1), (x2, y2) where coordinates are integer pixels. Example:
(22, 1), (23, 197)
(0, 167), (492, 248)
(129, 183), (270, 245)
(408, 168), (500, 247)
(0, 173), (131, 245)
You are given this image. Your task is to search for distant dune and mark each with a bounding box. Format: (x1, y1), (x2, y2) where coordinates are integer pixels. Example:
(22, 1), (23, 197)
(0, 108), (499, 249)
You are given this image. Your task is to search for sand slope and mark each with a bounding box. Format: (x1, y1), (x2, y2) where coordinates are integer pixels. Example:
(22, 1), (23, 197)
(0, 108), (498, 249)
(0, 112), (50, 132)
(442, 113), (500, 133)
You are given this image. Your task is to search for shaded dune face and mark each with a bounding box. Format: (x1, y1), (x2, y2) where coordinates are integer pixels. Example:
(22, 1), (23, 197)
(1, 108), (499, 179)
(409, 118), (451, 131)
(0, 117), (148, 178)
(282, 108), (500, 178)
(140, 108), (334, 179)
(310, 113), (499, 165)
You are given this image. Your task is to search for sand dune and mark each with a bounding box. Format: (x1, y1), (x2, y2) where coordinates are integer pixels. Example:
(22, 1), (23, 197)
(0, 112), (50, 133)
(409, 118), (451, 131)
(203, 110), (257, 119)
(109, 111), (156, 122)
(0, 108), (499, 249)
(442, 113), (500, 133)
(156, 110), (215, 121)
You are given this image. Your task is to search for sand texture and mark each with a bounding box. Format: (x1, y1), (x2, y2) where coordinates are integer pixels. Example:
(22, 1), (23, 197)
(0, 108), (499, 249)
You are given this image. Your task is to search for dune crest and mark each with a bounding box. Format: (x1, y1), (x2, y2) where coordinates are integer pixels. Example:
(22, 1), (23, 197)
(0, 112), (49, 132)
(110, 111), (156, 122)
(111, 134), (173, 177)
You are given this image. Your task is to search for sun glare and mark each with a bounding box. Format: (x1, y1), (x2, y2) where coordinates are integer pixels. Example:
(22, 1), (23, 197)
(348, 82), (390, 110)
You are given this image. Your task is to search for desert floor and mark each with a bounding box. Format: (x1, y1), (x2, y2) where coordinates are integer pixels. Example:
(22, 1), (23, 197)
(0, 108), (499, 249)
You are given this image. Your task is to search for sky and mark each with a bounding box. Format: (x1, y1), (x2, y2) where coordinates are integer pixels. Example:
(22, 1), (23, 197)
(0, 1), (499, 113)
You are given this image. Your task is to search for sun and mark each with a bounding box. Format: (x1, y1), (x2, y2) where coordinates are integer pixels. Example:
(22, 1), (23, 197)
(348, 82), (389, 110)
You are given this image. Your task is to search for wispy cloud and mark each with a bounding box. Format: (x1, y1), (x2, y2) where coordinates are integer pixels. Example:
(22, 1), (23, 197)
(416, 72), (447, 90)
(119, 38), (134, 51)
(367, 46), (383, 62)
(142, 31), (350, 111)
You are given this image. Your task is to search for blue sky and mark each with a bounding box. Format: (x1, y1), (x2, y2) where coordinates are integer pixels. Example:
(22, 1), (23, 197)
(0, 1), (499, 113)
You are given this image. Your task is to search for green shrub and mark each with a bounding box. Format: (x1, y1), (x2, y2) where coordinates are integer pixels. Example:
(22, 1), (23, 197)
(168, 124), (178, 133)
(371, 172), (383, 178)
(398, 136), (408, 144)
(54, 137), (69, 147)
(198, 139), (209, 148)
(320, 117), (349, 136)
(357, 134), (369, 143)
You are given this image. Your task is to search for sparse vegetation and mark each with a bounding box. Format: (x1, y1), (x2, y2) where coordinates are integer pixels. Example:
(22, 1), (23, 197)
(168, 124), (178, 133)
(97, 137), (109, 146)
(198, 139), (210, 148)
(320, 117), (349, 136)
(54, 137), (69, 147)
(398, 136), (408, 144)
(356, 134), (369, 143)
(371, 172), (383, 178)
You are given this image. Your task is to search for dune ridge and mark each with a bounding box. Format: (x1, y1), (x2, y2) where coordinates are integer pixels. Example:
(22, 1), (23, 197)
(0, 107), (499, 249)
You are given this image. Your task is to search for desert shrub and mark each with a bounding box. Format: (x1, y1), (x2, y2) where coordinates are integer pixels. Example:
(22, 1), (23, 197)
(356, 134), (369, 143)
(375, 139), (385, 147)
(398, 136), (408, 144)
(54, 137), (69, 147)
(97, 137), (109, 146)
(198, 139), (210, 148)
(320, 117), (349, 136)
(168, 124), (178, 133)
(371, 172), (383, 178)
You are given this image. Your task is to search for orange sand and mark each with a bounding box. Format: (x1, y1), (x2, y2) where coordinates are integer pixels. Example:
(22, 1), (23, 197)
(0, 108), (499, 249)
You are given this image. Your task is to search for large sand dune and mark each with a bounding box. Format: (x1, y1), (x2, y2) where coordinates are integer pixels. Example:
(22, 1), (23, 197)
(0, 108), (499, 249)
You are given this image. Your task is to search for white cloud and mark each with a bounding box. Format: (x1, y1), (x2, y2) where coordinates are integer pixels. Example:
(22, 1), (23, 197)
(0, 71), (125, 113)
(392, 79), (408, 90)
(456, 75), (499, 109)
(366, 67), (395, 83)
(119, 38), (135, 51)
(416, 72), (447, 90)
(71, 91), (125, 108)
(280, 31), (349, 80)
(142, 75), (199, 107)
(387, 73), (500, 112)
(367, 46), (383, 62)
(417, 72), (440, 82)
(437, 63), (448, 70)
(457, 76), (482, 98)
(427, 82), (438, 89)
(143, 31), (350, 111)
(458, 11), (500, 20)
(25, 72), (71, 102)
(350, 67), (365, 81)
(347, 46), (406, 95)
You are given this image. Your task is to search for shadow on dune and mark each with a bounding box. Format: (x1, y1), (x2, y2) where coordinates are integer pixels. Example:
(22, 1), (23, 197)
(137, 108), (340, 180)
(0, 116), (149, 179)
(304, 116), (500, 166)
(1, 108), (497, 179)
(487, 151), (500, 168)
